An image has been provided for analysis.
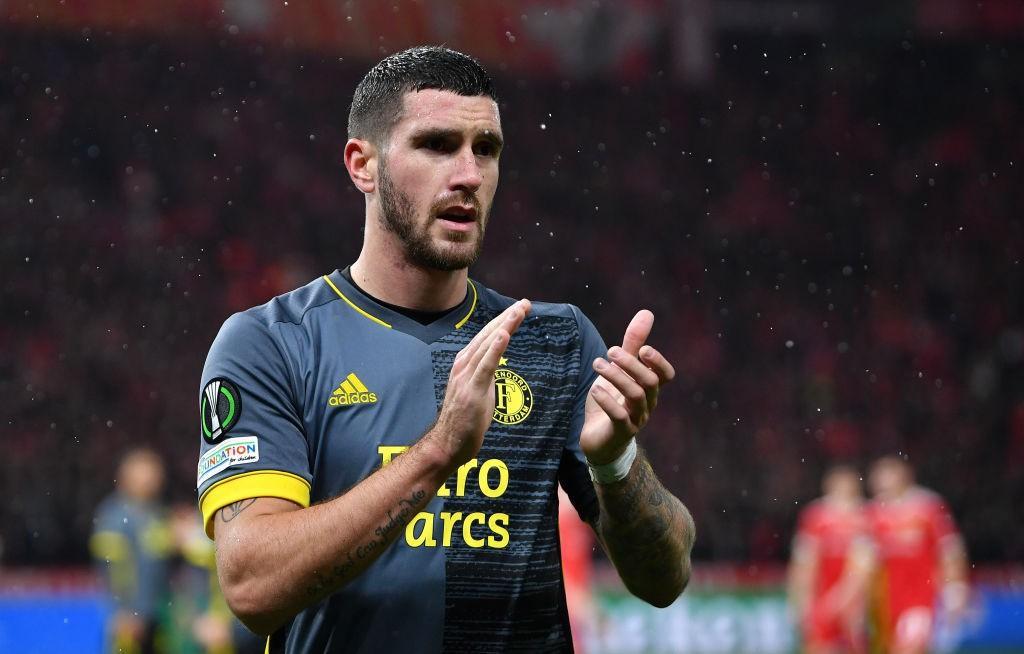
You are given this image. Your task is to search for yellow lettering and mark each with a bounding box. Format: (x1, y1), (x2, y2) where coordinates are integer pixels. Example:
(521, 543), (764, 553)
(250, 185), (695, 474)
(495, 381), (512, 411)
(487, 513), (510, 549)
(437, 482), (450, 497)
(398, 511), (510, 549)
(440, 511), (463, 547)
(405, 512), (436, 547)
(455, 459), (479, 496)
(479, 459), (509, 498)
(462, 512), (486, 548)
(378, 445), (409, 467)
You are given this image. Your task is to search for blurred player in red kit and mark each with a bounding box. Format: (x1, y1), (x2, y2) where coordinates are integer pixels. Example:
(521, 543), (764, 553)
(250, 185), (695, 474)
(788, 465), (873, 654)
(558, 486), (597, 653)
(866, 456), (969, 654)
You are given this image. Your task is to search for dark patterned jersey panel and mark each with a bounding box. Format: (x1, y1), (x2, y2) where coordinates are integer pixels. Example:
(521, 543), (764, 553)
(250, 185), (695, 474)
(435, 294), (584, 653)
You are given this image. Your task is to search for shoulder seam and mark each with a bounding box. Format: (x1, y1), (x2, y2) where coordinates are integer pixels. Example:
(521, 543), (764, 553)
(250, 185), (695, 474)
(266, 293), (341, 328)
(236, 292), (339, 411)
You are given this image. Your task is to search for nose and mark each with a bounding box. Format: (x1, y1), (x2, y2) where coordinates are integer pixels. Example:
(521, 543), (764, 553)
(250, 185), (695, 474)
(449, 146), (483, 194)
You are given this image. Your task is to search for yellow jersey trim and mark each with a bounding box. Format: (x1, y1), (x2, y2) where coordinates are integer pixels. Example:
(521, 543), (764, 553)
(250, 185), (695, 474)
(89, 531), (130, 562)
(200, 470), (311, 539)
(455, 280), (478, 329)
(322, 275), (392, 329)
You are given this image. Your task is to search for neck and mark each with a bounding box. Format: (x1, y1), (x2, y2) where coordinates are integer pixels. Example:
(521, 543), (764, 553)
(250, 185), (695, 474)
(825, 494), (860, 510)
(351, 228), (468, 312)
(880, 485), (911, 503)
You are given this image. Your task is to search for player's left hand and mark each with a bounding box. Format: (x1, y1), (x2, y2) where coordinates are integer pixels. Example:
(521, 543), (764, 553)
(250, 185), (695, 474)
(580, 309), (675, 465)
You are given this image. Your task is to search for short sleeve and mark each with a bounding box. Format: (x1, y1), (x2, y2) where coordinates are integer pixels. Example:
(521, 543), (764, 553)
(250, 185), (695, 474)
(197, 311), (311, 538)
(557, 305), (608, 526)
(791, 505), (820, 556)
(90, 498), (130, 563)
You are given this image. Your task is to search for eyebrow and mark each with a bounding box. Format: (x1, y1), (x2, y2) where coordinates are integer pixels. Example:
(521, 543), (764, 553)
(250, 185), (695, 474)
(479, 130), (504, 151)
(411, 127), (504, 151)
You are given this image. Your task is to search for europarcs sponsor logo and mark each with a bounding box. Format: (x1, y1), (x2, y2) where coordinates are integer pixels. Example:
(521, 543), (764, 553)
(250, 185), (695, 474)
(197, 436), (259, 487)
(378, 445), (512, 550)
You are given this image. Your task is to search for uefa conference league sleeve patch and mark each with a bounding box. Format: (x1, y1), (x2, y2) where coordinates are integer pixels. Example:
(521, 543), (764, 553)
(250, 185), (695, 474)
(200, 377), (242, 444)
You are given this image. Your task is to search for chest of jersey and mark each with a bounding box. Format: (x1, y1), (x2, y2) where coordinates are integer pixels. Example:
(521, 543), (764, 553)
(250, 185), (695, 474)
(871, 505), (937, 559)
(807, 508), (866, 558)
(301, 313), (583, 528)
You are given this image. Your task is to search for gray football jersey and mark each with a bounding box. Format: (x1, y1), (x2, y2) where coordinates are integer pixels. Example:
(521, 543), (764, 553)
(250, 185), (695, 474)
(197, 270), (606, 653)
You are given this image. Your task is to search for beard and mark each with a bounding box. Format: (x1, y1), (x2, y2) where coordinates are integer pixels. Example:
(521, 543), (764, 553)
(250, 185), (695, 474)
(377, 157), (486, 272)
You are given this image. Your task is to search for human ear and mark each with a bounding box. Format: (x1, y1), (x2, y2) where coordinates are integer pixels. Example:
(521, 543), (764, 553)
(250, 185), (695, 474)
(344, 138), (377, 194)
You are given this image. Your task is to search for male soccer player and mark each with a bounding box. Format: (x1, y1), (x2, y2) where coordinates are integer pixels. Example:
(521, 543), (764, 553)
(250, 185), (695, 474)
(196, 46), (695, 652)
(788, 465), (872, 654)
(91, 448), (174, 654)
(866, 456), (969, 654)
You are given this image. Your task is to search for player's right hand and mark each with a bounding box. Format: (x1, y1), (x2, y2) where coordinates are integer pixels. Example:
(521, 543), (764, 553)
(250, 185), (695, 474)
(433, 299), (531, 465)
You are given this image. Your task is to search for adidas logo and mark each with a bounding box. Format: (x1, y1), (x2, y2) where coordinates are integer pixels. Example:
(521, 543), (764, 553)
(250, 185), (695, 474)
(328, 373), (378, 407)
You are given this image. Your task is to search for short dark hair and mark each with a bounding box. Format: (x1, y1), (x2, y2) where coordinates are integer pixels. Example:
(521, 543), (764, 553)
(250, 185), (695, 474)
(348, 45), (497, 144)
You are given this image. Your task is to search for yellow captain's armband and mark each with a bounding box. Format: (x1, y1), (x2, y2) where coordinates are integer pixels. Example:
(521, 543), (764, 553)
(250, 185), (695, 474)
(200, 471), (310, 538)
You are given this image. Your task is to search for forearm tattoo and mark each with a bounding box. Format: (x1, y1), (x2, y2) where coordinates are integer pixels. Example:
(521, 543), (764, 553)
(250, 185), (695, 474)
(304, 489), (427, 597)
(594, 454), (696, 601)
(220, 498), (257, 523)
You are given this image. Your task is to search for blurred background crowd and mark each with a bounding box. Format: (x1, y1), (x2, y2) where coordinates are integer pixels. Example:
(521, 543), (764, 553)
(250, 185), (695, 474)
(1, 0), (1021, 577)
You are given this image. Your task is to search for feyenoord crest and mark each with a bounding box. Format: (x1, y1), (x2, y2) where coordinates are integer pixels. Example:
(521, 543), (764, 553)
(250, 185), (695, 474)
(201, 378), (242, 443)
(493, 362), (533, 425)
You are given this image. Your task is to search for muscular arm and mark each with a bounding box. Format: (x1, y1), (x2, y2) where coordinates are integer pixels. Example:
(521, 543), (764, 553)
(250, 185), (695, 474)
(212, 300), (530, 636)
(590, 451), (695, 608)
(577, 310), (695, 608)
(213, 436), (452, 635)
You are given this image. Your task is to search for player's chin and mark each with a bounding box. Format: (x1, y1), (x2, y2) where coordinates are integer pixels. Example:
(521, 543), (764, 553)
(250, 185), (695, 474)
(432, 240), (482, 270)
(431, 221), (483, 249)
(441, 230), (475, 243)
(434, 220), (478, 240)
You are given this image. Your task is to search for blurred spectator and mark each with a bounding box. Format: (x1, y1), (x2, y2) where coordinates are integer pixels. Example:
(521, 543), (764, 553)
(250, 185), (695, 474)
(559, 486), (597, 653)
(170, 505), (264, 654)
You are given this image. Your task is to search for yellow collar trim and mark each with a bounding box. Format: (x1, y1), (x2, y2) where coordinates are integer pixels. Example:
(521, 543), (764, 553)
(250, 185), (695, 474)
(323, 274), (477, 330)
(322, 275), (392, 328)
(455, 280), (478, 329)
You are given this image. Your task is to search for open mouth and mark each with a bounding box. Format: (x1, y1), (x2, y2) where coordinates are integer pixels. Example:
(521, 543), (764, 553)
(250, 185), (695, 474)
(437, 207), (477, 224)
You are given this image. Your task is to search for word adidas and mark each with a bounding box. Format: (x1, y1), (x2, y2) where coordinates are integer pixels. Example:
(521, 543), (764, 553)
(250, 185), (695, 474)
(328, 373), (378, 407)
(330, 391), (377, 406)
